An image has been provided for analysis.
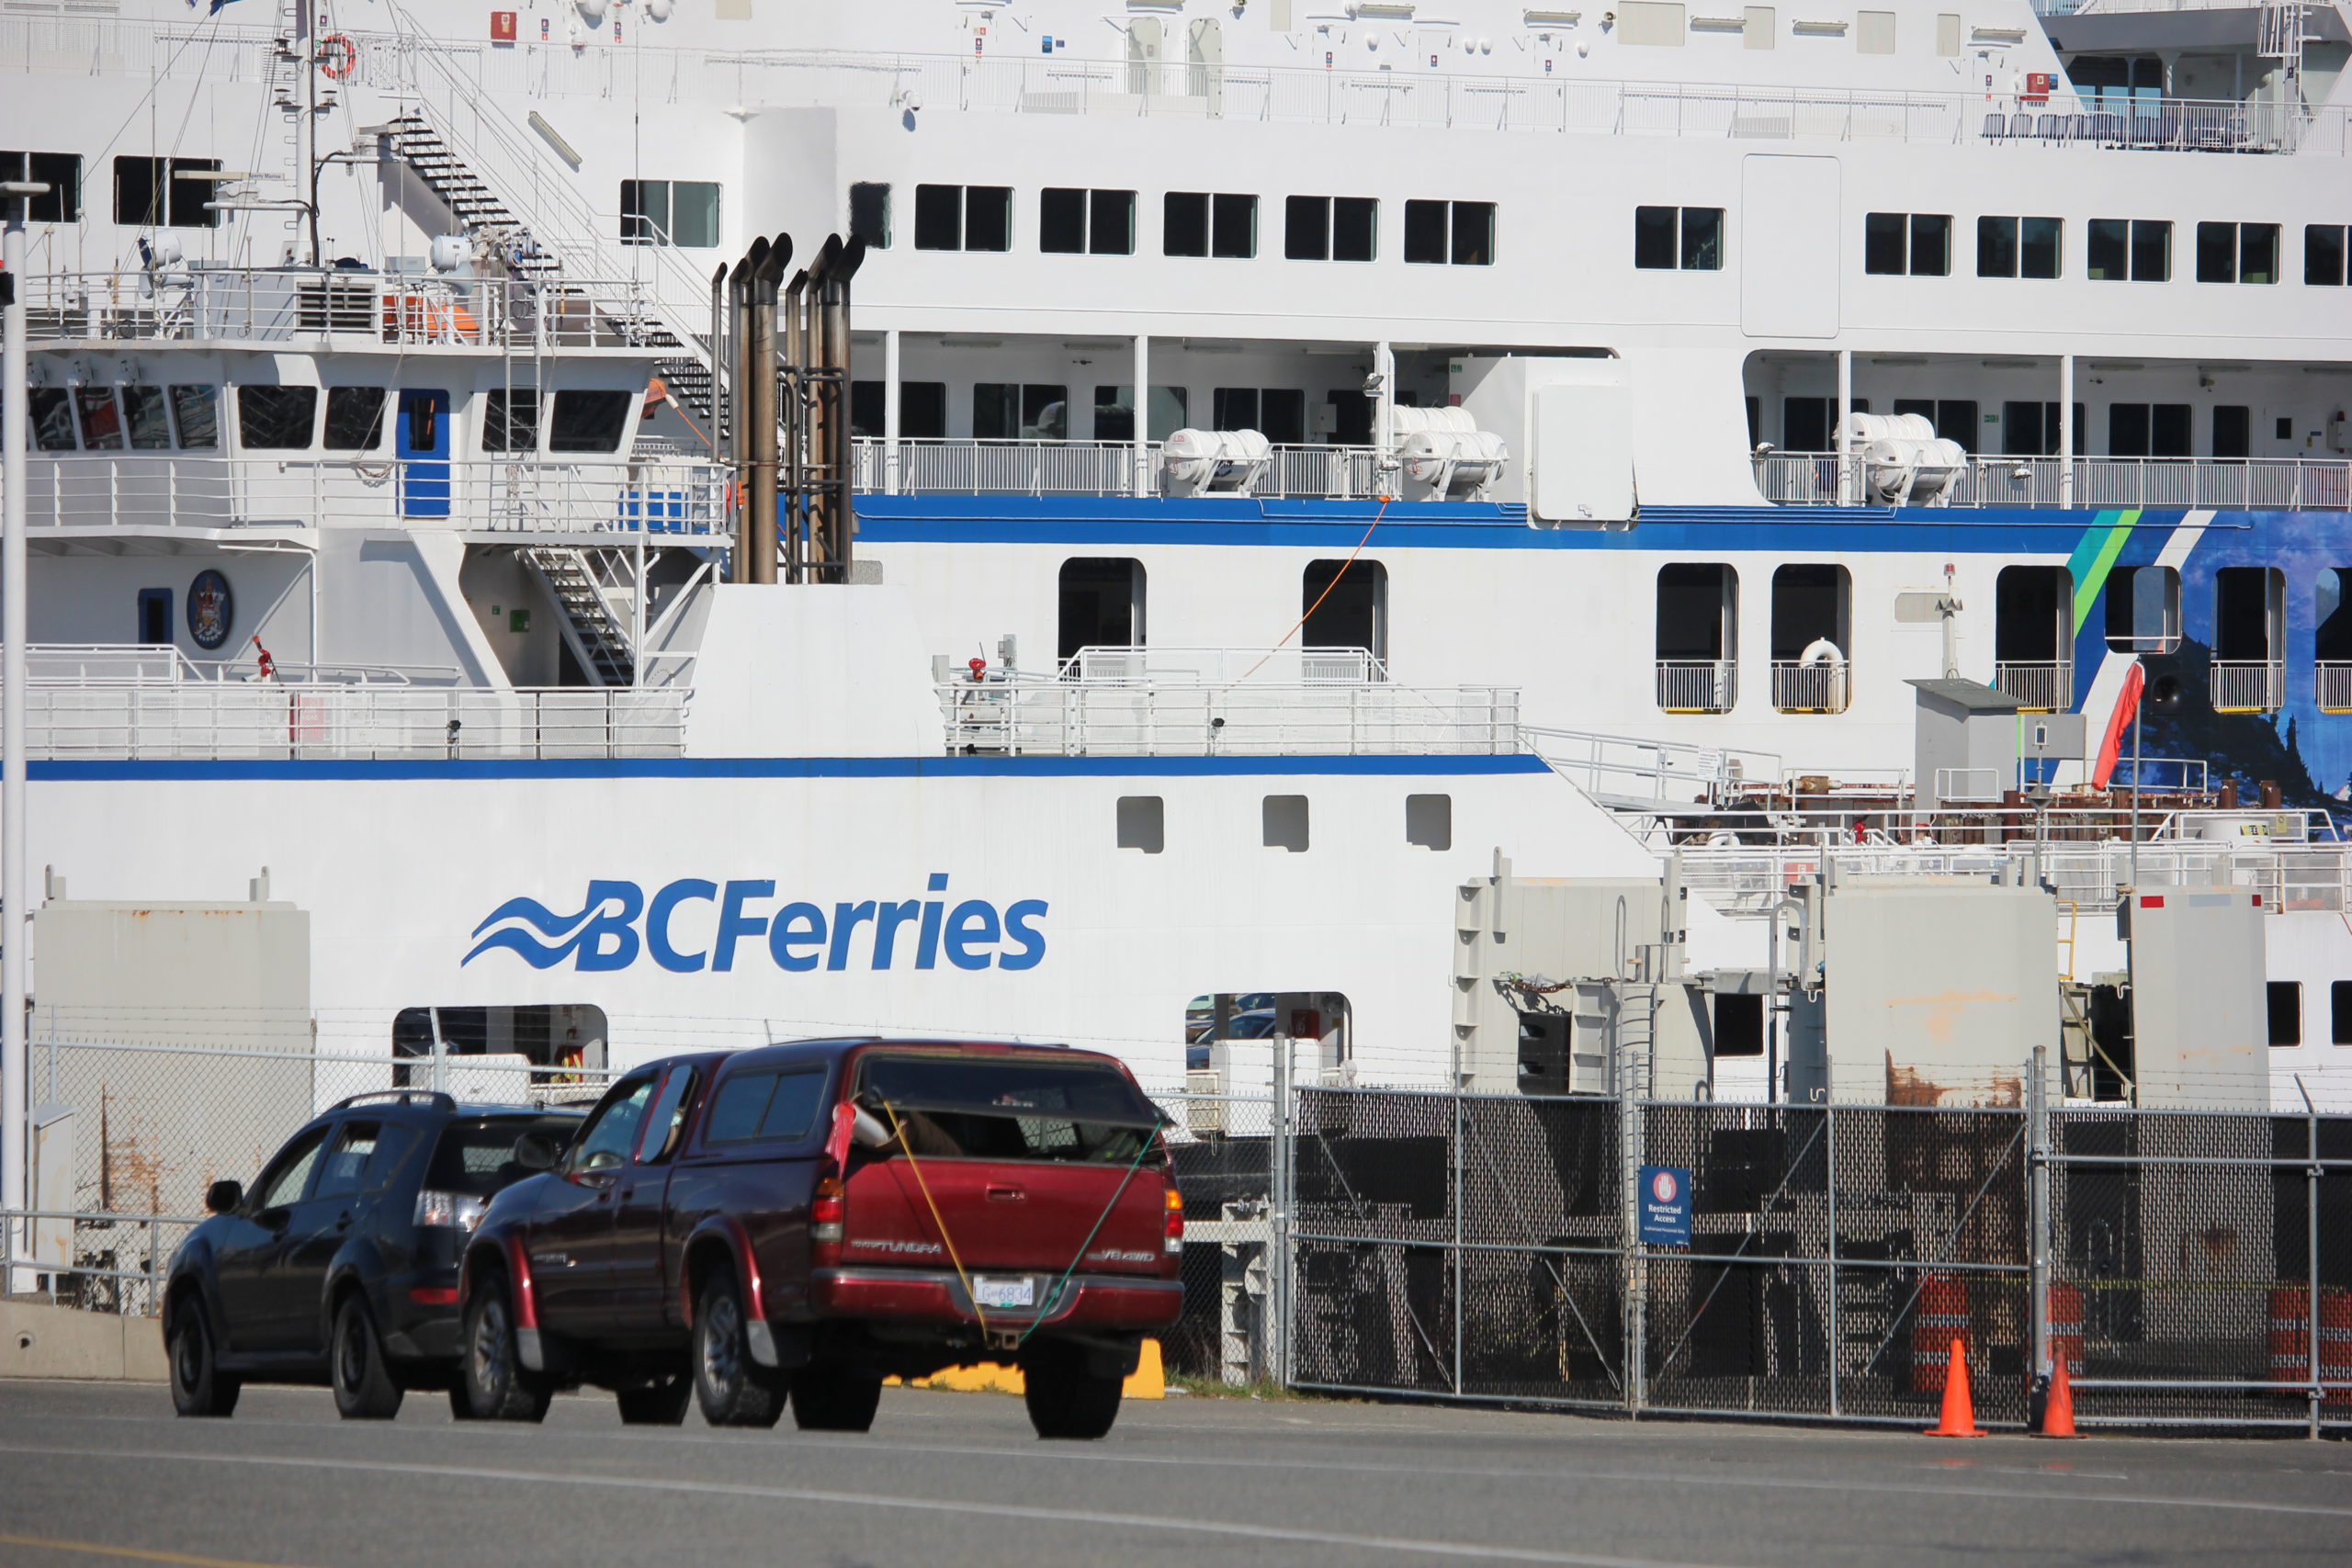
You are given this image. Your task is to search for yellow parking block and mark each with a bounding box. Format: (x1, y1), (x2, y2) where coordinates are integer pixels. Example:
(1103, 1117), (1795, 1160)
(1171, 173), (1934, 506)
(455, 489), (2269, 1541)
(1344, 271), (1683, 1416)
(889, 1338), (1165, 1399)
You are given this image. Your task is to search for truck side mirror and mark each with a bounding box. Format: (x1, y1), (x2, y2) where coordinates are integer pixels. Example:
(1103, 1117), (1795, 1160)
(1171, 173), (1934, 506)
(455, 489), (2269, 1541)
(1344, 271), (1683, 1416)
(206, 1179), (243, 1214)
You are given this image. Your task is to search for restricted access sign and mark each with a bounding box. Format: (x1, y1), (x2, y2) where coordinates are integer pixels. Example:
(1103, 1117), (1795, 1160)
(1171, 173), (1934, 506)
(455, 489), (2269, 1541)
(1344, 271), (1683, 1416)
(1637, 1164), (1692, 1246)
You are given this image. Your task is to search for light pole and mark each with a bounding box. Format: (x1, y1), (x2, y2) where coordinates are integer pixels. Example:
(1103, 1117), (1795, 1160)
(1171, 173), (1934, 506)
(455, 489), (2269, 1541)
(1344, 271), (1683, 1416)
(2, 176), (47, 1280)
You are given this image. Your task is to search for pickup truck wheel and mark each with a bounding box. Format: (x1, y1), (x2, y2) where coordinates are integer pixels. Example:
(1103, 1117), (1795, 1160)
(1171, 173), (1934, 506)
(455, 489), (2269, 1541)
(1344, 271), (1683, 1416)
(616, 1372), (693, 1426)
(791, 1362), (882, 1433)
(1022, 1341), (1123, 1440)
(168, 1300), (241, 1418)
(692, 1276), (785, 1427)
(331, 1296), (406, 1420)
(463, 1278), (552, 1423)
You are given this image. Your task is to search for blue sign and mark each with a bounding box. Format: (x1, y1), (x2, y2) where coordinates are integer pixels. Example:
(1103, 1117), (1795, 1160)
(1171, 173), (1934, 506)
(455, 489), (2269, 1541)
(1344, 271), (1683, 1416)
(1638, 1165), (1691, 1246)
(465, 875), (1048, 974)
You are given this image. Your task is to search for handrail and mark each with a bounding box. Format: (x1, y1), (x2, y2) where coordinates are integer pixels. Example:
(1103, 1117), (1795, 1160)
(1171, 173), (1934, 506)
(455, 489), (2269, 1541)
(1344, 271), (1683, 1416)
(1757, 452), (2352, 511)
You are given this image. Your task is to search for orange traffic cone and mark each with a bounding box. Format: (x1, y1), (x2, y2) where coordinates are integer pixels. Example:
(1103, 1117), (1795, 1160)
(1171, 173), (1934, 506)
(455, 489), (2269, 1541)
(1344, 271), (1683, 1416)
(1925, 1337), (1986, 1437)
(2038, 1352), (2079, 1438)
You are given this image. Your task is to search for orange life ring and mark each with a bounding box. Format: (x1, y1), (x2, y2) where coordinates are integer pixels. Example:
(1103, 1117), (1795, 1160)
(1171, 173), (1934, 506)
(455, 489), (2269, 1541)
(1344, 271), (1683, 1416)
(318, 33), (357, 80)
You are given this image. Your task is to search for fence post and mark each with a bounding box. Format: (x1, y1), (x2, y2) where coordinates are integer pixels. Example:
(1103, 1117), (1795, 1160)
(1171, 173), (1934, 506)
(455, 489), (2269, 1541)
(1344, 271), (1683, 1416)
(1826, 1100), (1840, 1419)
(2028, 1043), (2052, 1413)
(1271, 1032), (1293, 1390)
(1620, 1080), (1646, 1416)
(1452, 1074), (1465, 1396)
(2309, 1088), (2323, 1440)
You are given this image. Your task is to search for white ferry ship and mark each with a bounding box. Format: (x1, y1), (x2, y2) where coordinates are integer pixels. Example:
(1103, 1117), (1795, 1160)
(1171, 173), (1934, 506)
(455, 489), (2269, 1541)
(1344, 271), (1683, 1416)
(4, 0), (2351, 1119)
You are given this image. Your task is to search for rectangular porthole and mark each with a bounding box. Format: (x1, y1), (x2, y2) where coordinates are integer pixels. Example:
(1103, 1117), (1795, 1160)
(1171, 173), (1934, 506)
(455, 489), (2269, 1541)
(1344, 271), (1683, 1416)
(1262, 795), (1309, 852)
(1405, 794), (1452, 851)
(1117, 795), (1164, 854)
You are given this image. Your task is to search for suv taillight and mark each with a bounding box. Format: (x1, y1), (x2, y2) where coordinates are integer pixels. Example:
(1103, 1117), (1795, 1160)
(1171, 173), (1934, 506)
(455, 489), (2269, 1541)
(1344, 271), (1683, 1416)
(811, 1176), (845, 1244)
(1164, 1186), (1184, 1254)
(415, 1190), (488, 1231)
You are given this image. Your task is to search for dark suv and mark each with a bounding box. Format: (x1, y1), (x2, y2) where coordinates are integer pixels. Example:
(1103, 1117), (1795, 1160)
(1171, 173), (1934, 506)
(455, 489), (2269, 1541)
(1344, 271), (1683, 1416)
(164, 1090), (583, 1419)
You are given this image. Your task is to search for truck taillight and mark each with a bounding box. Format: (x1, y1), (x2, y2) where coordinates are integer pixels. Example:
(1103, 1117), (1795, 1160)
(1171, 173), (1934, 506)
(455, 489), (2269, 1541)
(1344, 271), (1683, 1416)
(811, 1176), (845, 1244)
(1164, 1186), (1184, 1255)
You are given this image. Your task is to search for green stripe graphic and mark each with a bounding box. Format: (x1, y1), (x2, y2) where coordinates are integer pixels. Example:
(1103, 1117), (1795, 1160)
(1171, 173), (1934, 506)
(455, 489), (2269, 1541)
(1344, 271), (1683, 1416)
(2065, 510), (2140, 636)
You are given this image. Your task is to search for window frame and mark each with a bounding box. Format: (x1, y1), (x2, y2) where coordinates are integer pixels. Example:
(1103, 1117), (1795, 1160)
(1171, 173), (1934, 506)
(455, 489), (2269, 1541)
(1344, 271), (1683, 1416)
(849, 181), (891, 249)
(2304, 223), (2348, 288)
(0, 151), (83, 223)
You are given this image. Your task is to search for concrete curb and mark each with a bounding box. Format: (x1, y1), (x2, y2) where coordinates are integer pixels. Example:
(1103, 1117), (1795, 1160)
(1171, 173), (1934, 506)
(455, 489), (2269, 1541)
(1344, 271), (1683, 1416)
(1, 1300), (169, 1382)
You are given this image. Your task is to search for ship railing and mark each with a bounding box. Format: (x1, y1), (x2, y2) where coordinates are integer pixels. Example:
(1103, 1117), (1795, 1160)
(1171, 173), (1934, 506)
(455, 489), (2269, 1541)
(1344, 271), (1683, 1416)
(15, 266), (678, 352)
(1056, 646), (1388, 686)
(1524, 724), (1787, 808)
(938, 676), (1517, 756)
(2318, 662), (2352, 714)
(853, 438), (1386, 501)
(15, 685), (688, 760)
(1770, 660), (1850, 715)
(1993, 661), (2073, 712)
(26, 644), (459, 687)
(2211, 659), (2286, 713)
(12, 456), (730, 537)
(1654, 660), (1738, 715)
(1756, 452), (2352, 511)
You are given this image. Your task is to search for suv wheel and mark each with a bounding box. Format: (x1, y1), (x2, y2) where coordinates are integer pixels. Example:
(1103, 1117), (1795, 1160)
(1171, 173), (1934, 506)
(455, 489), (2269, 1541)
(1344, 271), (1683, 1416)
(1022, 1340), (1123, 1440)
(791, 1361), (883, 1433)
(616, 1372), (692, 1426)
(331, 1295), (406, 1420)
(463, 1276), (552, 1422)
(168, 1299), (241, 1418)
(691, 1273), (785, 1427)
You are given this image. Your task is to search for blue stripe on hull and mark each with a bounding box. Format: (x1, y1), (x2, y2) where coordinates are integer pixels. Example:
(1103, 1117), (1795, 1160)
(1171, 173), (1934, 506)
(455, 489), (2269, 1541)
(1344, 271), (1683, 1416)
(32, 754), (1554, 783)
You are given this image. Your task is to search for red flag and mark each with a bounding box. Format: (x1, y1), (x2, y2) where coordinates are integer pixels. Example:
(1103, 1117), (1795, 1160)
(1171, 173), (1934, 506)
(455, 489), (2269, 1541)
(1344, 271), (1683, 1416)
(2092, 660), (2145, 790)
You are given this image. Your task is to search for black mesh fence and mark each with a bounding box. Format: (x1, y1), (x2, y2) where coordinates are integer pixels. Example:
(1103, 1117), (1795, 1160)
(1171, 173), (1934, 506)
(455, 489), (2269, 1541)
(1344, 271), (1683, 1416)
(1151, 1089), (1276, 1382)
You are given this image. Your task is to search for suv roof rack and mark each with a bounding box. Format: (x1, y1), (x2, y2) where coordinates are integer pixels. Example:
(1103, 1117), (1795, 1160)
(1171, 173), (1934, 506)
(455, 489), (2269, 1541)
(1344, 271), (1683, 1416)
(332, 1089), (458, 1112)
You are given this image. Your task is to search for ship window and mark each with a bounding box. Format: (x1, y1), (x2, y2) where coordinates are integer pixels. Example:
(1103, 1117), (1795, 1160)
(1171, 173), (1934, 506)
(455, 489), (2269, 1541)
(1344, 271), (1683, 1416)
(1163, 191), (1208, 256)
(849, 181), (890, 249)
(549, 389), (633, 453)
(1891, 399), (1977, 452)
(1406, 794), (1452, 851)
(1855, 8), (1894, 52)
(122, 385), (173, 450)
(2334, 981), (2352, 1044)
(1778, 398), (1867, 452)
(1039, 187), (1136, 255)
(1864, 213), (1950, 276)
(168, 385), (219, 449)
(896, 381), (946, 439)
(1403, 199), (1495, 265)
(1713, 993), (1764, 1056)
(619, 179), (719, 247)
(322, 387), (389, 451)
(2319, 570), (2352, 668)
(1165, 191), (1257, 258)
(2103, 565), (2179, 653)
(2197, 221), (2279, 285)
(1212, 389), (1306, 445)
(912, 185), (1011, 253)
(0, 152), (82, 222)
(2307, 225), (2349, 287)
(1635, 206), (1723, 271)
(74, 386), (124, 451)
(2087, 219), (2168, 282)
(1262, 795), (1309, 852)
(2213, 405), (2251, 458)
(111, 155), (220, 229)
(850, 381), (884, 438)
(137, 588), (171, 645)
(236, 385), (318, 450)
(28, 389), (74, 451)
(973, 384), (1067, 441)
(1770, 564), (1850, 715)
(2212, 566), (2282, 665)
(1977, 217), (2063, 278)
(2268, 982), (2302, 1047)
(1303, 558), (1386, 662)
(1994, 566), (2069, 669)
(1116, 795), (1164, 854)
(1284, 196), (1378, 263)
(2108, 403), (2190, 457)
(482, 389), (541, 453)
(914, 184), (963, 250)
(1058, 558), (1146, 661)
(1998, 400), (2082, 457)
(1092, 386), (1187, 443)
(1656, 563), (1737, 714)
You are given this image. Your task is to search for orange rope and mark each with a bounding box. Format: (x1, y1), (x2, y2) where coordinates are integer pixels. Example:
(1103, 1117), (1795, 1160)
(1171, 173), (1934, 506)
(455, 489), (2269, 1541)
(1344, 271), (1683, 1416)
(878, 1100), (987, 1337)
(1231, 495), (1390, 687)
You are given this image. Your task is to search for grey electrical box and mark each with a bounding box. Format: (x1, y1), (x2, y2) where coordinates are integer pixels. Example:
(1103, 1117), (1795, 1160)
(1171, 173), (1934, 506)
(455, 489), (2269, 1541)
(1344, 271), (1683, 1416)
(2122, 888), (2268, 1110)
(1908, 678), (2025, 810)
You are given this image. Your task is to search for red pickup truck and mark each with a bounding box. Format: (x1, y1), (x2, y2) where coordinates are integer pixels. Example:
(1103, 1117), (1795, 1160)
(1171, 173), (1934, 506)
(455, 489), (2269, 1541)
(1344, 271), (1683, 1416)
(458, 1038), (1183, 1438)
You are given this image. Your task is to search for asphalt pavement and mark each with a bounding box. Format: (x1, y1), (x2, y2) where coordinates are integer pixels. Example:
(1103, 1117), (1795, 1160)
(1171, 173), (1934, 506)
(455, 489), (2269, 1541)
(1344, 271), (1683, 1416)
(0, 1379), (2346, 1568)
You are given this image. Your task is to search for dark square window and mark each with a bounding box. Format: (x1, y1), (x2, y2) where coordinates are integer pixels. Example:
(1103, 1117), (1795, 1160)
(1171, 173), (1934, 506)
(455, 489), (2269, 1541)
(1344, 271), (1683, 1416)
(2151, 402), (2191, 457)
(2306, 224), (2347, 287)
(1977, 216), (2018, 277)
(1634, 206), (1678, 270)
(849, 181), (890, 248)
(322, 386), (388, 451)
(2020, 217), (2062, 278)
(850, 379), (884, 438)
(28, 388), (74, 451)
(168, 384), (218, 449)
(0, 152), (81, 223)
(112, 155), (220, 229)
(2130, 220), (2169, 281)
(1092, 385), (1133, 444)
(1865, 211), (1907, 275)
(481, 388), (540, 453)
(1909, 214), (1950, 276)
(1285, 195), (1329, 261)
(1333, 197), (1377, 262)
(1452, 201), (1495, 265)
(2197, 220), (2236, 283)
(2087, 218), (2129, 280)
(2278, 415), (2294, 441)
(899, 381), (946, 439)
(964, 186), (1012, 252)
(2109, 403), (2151, 457)
(2268, 980), (2301, 1046)
(1403, 198), (1447, 265)
(2214, 404), (2251, 459)
(1211, 192), (1256, 258)
(1782, 397), (1828, 453)
(1261, 389), (1306, 446)
(1938, 400), (1978, 453)
(1680, 207), (1723, 270)
(1213, 387), (1260, 431)
(2333, 979), (2352, 1044)
(1164, 191), (1208, 256)
(972, 382), (1017, 440)
(237, 385), (318, 450)
(913, 184), (962, 250)
(2239, 223), (2278, 285)
(549, 389), (633, 453)
(122, 385), (172, 449)
(1021, 384), (1067, 440)
(1090, 189), (1135, 255)
(1040, 186), (1087, 254)
(1714, 993), (1765, 1056)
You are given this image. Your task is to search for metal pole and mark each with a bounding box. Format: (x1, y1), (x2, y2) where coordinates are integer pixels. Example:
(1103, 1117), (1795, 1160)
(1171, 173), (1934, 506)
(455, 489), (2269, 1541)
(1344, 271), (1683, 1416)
(1131, 333), (1150, 499)
(2, 182), (43, 1291)
(1452, 1072), (1464, 1395)
(1835, 348), (1853, 507)
(2130, 682), (2143, 892)
(1826, 1100), (1839, 1418)
(1622, 1074), (1645, 1416)
(2308, 1087), (2322, 1439)
(2029, 1043), (2052, 1416)
(883, 327), (901, 497)
(2058, 354), (2075, 511)
(1271, 1032), (1293, 1388)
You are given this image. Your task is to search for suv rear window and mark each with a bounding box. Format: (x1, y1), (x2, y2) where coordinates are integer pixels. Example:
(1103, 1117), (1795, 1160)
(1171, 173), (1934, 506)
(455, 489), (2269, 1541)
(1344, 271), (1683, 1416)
(854, 1054), (1160, 1164)
(425, 1116), (579, 1197)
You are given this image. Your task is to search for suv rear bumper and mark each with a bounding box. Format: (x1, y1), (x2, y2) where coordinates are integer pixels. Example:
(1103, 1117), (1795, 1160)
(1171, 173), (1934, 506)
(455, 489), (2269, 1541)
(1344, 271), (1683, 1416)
(810, 1268), (1182, 1329)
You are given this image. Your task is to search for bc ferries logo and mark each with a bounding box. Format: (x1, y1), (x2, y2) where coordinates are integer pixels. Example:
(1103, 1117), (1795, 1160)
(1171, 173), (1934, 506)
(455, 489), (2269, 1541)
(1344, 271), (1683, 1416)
(464, 875), (1047, 974)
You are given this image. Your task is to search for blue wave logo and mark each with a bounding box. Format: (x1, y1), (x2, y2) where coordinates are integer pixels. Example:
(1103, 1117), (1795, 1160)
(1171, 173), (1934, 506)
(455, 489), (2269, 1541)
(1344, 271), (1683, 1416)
(462, 876), (1048, 974)
(462, 881), (645, 970)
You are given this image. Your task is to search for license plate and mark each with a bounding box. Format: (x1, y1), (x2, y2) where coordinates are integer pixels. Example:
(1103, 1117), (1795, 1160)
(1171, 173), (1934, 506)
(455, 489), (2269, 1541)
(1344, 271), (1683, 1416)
(974, 1275), (1035, 1309)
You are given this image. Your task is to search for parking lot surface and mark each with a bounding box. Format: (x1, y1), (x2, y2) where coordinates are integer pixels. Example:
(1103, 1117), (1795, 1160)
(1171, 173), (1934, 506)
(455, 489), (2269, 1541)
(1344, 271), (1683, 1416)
(0, 1380), (2345, 1568)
